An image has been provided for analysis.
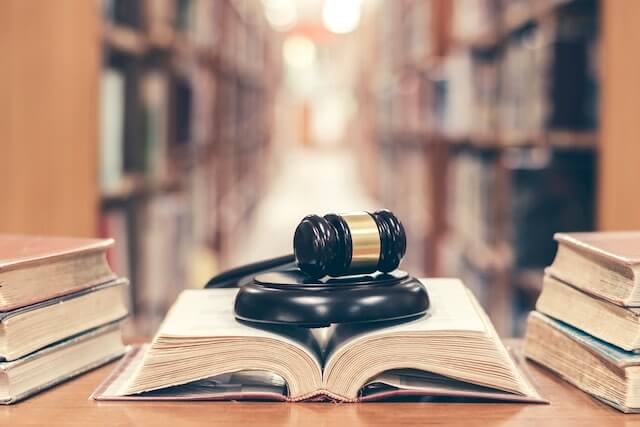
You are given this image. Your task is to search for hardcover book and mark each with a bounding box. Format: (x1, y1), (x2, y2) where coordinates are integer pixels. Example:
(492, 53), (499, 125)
(0, 279), (128, 361)
(525, 311), (640, 412)
(536, 274), (640, 352)
(0, 322), (125, 404)
(546, 231), (640, 306)
(0, 235), (117, 312)
(93, 279), (544, 403)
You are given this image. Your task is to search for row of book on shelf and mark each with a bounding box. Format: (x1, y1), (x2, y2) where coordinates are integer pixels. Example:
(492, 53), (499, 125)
(358, 0), (599, 335)
(99, 0), (276, 335)
(439, 145), (595, 306)
(370, 0), (598, 139)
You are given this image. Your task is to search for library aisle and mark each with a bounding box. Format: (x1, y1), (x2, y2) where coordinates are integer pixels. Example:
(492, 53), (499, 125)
(229, 147), (378, 266)
(6, 0), (640, 339)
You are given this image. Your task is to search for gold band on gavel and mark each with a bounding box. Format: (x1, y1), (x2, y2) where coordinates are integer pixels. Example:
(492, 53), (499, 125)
(341, 212), (381, 274)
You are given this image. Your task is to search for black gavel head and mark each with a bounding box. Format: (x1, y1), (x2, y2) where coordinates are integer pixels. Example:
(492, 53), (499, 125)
(293, 210), (406, 279)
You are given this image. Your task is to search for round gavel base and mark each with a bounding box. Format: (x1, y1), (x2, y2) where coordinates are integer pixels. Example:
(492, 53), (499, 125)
(234, 270), (429, 328)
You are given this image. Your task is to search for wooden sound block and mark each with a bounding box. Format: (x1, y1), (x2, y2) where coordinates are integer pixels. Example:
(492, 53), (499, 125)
(234, 269), (429, 328)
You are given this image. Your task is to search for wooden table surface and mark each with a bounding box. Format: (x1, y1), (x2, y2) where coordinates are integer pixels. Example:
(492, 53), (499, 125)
(2, 339), (638, 426)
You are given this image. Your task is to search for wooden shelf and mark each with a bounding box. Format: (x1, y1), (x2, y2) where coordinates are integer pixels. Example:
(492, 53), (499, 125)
(377, 129), (436, 148)
(444, 130), (598, 150)
(543, 130), (598, 148)
(100, 174), (182, 204)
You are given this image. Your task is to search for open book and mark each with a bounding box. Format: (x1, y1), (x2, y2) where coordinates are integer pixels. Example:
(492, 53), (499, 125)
(93, 279), (544, 403)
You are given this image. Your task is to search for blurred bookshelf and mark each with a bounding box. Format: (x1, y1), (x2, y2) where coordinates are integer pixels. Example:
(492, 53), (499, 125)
(4, 0), (640, 339)
(356, 0), (599, 335)
(99, 0), (279, 334)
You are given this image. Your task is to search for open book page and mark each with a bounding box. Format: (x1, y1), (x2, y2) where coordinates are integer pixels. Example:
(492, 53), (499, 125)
(325, 278), (489, 358)
(157, 289), (321, 359)
(323, 279), (540, 400)
(119, 289), (323, 396)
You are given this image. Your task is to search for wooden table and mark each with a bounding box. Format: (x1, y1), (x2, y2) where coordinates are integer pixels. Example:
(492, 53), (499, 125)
(1, 340), (637, 426)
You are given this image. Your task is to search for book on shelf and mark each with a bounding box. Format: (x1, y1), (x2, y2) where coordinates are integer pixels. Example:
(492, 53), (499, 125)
(104, 0), (143, 29)
(546, 231), (640, 306)
(548, 0), (599, 131)
(0, 279), (128, 362)
(191, 0), (221, 48)
(144, 0), (176, 42)
(499, 23), (548, 142)
(100, 68), (126, 193)
(506, 148), (596, 270)
(525, 311), (640, 413)
(93, 279), (544, 403)
(0, 235), (117, 312)
(173, 77), (193, 146)
(137, 194), (191, 334)
(443, 50), (474, 139)
(447, 147), (500, 247)
(141, 69), (170, 180)
(0, 322), (125, 405)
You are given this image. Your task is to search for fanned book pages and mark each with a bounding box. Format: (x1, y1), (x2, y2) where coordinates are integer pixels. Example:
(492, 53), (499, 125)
(93, 279), (544, 403)
(0, 235), (117, 312)
(546, 231), (640, 306)
(525, 311), (640, 413)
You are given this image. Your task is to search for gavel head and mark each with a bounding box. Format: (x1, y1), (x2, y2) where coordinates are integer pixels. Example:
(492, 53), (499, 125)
(293, 210), (406, 279)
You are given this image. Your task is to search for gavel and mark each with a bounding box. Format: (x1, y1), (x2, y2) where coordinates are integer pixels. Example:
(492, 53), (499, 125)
(205, 209), (408, 288)
(207, 208), (426, 327)
(293, 209), (407, 279)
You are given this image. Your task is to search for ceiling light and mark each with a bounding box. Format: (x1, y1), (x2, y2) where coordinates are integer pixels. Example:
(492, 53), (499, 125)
(263, 0), (297, 32)
(322, 0), (362, 34)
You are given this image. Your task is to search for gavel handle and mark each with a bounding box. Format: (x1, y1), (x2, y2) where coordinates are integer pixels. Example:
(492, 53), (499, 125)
(205, 254), (297, 288)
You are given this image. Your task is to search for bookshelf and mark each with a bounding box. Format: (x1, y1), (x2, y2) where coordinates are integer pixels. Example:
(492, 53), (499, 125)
(0, 0), (278, 335)
(356, 0), (599, 335)
(3, 0), (638, 338)
(98, 0), (278, 334)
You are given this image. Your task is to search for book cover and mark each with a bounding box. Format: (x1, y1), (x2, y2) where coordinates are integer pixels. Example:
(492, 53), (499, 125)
(0, 235), (114, 272)
(554, 231), (640, 267)
(533, 312), (640, 369)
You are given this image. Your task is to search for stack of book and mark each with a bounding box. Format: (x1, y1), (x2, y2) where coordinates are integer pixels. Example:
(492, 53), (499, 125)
(0, 235), (128, 404)
(525, 231), (640, 412)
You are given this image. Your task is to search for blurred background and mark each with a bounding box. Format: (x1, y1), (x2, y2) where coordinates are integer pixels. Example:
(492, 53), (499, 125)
(2, 0), (639, 337)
